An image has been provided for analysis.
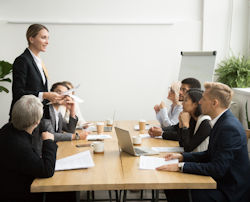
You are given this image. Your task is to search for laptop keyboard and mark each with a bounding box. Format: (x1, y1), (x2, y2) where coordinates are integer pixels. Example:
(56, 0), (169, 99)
(134, 147), (147, 155)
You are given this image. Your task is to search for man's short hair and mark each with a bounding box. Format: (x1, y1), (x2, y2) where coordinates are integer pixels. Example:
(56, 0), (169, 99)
(181, 78), (201, 89)
(204, 82), (233, 108)
(50, 82), (69, 92)
(11, 95), (43, 130)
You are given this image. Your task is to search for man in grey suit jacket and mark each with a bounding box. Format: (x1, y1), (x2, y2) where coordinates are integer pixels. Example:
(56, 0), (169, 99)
(33, 82), (88, 154)
(43, 82), (88, 141)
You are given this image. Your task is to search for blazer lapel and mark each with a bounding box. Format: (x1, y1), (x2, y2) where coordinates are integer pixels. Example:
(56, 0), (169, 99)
(49, 105), (57, 132)
(58, 113), (63, 133)
(208, 110), (229, 153)
(25, 49), (47, 87)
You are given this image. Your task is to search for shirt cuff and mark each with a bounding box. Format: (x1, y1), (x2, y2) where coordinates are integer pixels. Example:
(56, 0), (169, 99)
(38, 92), (44, 102)
(178, 162), (185, 172)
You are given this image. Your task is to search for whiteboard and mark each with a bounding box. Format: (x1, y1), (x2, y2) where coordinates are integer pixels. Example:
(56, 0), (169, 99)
(178, 51), (216, 88)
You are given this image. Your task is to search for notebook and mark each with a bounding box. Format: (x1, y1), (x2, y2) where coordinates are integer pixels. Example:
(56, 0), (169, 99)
(114, 127), (159, 156)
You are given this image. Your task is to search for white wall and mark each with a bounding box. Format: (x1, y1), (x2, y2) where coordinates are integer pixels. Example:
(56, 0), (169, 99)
(0, 0), (249, 126)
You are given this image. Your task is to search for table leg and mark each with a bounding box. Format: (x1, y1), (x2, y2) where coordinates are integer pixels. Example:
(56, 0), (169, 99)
(76, 191), (80, 202)
(42, 192), (46, 202)
(123, 190), (127, 202)
(155, 190), (159, 202)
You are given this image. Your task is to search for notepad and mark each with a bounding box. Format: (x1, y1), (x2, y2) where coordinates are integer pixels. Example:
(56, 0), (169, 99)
(87, 134), (112, 140)
(152, 147), (184, 153)
(139, 156), (178, 170)
(139, 134), (162, 139)
(55, 150), (95, 171)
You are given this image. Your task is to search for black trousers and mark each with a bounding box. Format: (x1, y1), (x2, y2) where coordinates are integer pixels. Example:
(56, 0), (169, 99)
(29, 191), (77, 202)
(164, 189), (227, 202)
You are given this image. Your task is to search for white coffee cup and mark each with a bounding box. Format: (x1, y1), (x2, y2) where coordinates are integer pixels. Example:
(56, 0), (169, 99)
(91, 141), (104, 153)
(132, 136), (142, 145)
(96, 122), (104, 134)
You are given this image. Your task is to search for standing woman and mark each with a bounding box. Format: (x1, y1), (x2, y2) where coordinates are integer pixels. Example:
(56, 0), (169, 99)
(10, 24), (62, 119)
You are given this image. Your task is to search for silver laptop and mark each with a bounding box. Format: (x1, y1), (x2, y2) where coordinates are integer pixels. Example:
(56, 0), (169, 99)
(114, 127), (159, 156)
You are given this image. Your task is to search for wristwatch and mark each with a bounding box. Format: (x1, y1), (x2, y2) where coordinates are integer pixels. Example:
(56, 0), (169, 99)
(75, 132), (80, 140)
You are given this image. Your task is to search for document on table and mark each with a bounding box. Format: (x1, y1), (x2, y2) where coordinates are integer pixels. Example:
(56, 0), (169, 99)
(139, 134), (162, 139)
(55, 150), (95, 171)
(139, 156), (178, 170)
(85, 126), (96, 132)
(87, 134), (112, 140)
(152, 147), (184, 153)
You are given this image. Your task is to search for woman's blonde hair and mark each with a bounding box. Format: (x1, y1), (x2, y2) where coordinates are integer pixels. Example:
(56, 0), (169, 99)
(170, 81), (181, 104)
(26, 24), (48, 45)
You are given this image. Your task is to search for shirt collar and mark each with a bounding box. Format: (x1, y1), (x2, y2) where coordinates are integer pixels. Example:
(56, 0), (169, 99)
(210, 109), (228, 128)
(28, 48), (41, 64)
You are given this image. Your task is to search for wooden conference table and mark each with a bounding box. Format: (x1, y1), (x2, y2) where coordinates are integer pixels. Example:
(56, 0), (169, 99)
(31, 120), (216, 194)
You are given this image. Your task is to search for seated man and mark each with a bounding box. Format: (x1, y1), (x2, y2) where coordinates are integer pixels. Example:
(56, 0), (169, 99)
(157, 82), (250, 202)
(149, 77), (201, 140)
(0, 95), (57, 202)
(42, 82), (88, 142)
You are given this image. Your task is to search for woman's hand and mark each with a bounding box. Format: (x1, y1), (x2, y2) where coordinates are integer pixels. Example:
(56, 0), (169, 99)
(159, 101), (166, 109)
(64, 96), (76, 118)
(43, 92), (64, 103)
(148, 127), (162, 137)
(179, 112), (190, 128)
(178, 114), (183, 128)
(154, 104), (160, 113)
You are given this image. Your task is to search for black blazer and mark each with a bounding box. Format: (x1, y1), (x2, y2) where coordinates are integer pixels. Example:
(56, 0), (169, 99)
(10, 48), (48, 117)
(0, 123), (57, 201)
(162, 117), (211, 152)
(183, 110), (250, 202)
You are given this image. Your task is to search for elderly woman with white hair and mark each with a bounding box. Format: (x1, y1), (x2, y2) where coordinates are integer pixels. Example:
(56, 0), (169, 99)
(0, 95), (57, 202)
(154, 81), (183, 128)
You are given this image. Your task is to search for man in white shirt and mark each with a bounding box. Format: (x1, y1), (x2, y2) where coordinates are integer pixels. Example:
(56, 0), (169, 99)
(41, 82), (88, 142)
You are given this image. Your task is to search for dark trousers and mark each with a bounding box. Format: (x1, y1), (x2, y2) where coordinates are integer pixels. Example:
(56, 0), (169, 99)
(164, 189), (227, 202)
(29, 191), (77, 202)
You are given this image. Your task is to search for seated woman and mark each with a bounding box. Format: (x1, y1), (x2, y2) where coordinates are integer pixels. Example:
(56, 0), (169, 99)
(177, 89), (211, 152)
(154, 81), (182, 128)
(0, 95), (57, 202)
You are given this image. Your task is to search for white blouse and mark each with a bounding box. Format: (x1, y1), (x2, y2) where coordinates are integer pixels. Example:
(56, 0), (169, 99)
(156, 104), (183, 128)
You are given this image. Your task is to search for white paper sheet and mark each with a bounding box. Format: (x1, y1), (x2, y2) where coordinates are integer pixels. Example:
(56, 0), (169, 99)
(55, 150), (95, 171)
(85, 126), (96, 132)
(139, 134), (162, 139)
(139, 156), (178, 170)
(152, 147), (184, 153)
(86, 134), (112, 140)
